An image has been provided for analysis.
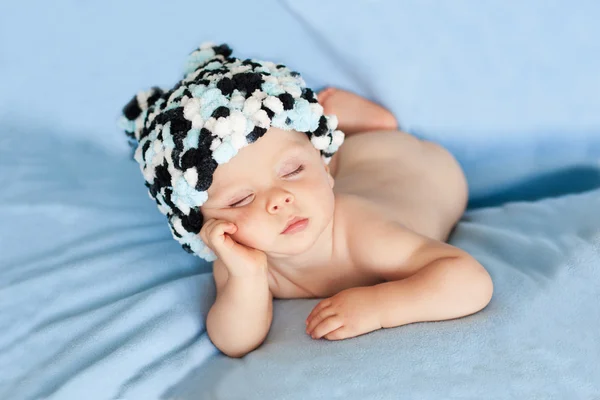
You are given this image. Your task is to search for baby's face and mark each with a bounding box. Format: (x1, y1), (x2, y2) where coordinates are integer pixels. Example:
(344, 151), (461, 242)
(200, 127), (335, 256)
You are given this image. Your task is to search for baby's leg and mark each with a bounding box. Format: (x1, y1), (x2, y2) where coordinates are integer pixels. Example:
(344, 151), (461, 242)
(317, 87), (398, 136)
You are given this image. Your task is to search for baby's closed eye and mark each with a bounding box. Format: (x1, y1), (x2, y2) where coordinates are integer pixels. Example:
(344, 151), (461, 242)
(228, 164), (305, 208)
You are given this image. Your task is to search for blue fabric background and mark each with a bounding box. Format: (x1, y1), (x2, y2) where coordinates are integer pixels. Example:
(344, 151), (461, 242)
(1, 1), (599, 399)
(1, 0), (599, 207)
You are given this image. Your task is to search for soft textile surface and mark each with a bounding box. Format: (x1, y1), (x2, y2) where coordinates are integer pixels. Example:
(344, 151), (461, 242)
(2, 124), (600, 399)
(172, 191), (600, 399)
(2, 0), (600, 207)
(2, 0), (600, 399)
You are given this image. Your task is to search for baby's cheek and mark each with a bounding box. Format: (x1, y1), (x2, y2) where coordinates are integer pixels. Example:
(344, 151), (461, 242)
(234, 228), (263, 251)
(243, 220), (273, 248)
(231, 214), (255, 243)
(232, 212), (250, 232)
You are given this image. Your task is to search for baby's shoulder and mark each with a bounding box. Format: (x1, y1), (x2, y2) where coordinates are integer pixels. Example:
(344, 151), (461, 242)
(338, 194), (428, 279)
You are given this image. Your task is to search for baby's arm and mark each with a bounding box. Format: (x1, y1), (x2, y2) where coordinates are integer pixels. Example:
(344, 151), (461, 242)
(206, 258), (273, 358)
(306, 225), (492, 341)
(361, 228), (493, 328)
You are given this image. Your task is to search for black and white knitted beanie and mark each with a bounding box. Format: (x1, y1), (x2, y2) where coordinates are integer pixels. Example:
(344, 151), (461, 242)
(118, 42), (345, 261)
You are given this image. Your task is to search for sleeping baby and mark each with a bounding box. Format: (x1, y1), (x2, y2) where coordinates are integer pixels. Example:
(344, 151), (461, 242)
(119, 43), (493, 358)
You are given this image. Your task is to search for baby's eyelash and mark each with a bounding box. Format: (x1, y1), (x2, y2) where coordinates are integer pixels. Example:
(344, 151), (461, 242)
(228, 165), (304, 207)
(286, 164), (304, 177)
(230, 196), (248, 207)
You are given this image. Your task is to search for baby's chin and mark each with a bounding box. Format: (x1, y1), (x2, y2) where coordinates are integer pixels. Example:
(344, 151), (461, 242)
(237, 231), (314, 259)
(252, 236), (314, 257)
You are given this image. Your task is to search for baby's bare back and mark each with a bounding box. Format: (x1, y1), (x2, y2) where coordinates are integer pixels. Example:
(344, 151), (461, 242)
(267, 129), (468, 299)
(333, 129), (468, 241)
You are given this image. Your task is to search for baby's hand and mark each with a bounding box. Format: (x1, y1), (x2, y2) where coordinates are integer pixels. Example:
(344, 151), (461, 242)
(305, 286), (382, 340)
(200, 219), (268, 277)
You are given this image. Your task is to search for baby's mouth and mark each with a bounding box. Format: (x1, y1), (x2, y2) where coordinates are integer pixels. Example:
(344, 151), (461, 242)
(281, 217), (309, 234)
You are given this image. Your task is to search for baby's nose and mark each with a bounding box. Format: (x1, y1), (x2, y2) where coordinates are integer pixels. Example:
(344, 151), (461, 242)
(270, 194), (293, 211)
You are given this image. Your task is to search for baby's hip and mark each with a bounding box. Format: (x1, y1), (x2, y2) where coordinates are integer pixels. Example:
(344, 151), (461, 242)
(396, 137), (468, 218)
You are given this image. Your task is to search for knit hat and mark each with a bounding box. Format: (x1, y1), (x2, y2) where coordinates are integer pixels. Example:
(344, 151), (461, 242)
(118, 42), (345, 261)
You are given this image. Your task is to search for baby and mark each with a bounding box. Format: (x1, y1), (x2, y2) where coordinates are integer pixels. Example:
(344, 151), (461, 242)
(120, 43), (493, 359)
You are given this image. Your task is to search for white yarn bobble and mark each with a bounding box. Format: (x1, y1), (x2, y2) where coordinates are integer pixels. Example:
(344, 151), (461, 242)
(311, 135), (331, 150)
(253, 91), (268, 101)
(203, 117), (216, 133)
(152, 138), (163, 153)
(264, 96), (284, 114)
(242, 97), (261, 116)
(229, 91), (246, 110)
(210, 137), (221, 151)
(174, 198), (191, 216)
(331, 130), (345, 147)
(150, 144), (165, 169)
(252, 109), (271, 129)
(191, 115), (204, 129)
(230, 132), (248, 149)
(283, 84), (302, 98)
(309, 102), (324, 116)
(183, 167), (198, 187)
(262, 75), (278, 84)
(229, 110), (247, 135)
(261, 61), (276, 69)
(142, 162), (157, 185)
(213, 117), (231, 138)
(136, 90), (151, 111)
(326, 115), (339, 131)
(183, 98), (202, 121)
(230, 64), (252, 75)
(196, 240), (217, 262)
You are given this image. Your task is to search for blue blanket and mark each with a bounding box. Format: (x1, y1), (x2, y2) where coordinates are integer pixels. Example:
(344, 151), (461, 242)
(2, 129), (599, 398)
(172, 190), (600, 399)
(1, 0), (600, 399)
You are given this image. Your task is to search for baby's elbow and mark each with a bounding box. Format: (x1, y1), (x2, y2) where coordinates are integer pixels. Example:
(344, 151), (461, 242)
(223, 348), (251, 359)
(471, 260), (494, 312)
(219, 340), (263, 359)
(452, 254), (493, 315)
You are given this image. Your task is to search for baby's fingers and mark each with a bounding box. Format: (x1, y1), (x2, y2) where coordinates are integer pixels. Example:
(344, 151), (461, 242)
(200, 219), (236, 251)
(306, 306), (336, 335)
(199, 219), (216, 249)
(310, 316), (344, 340)
(306, 299), (332, 324)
